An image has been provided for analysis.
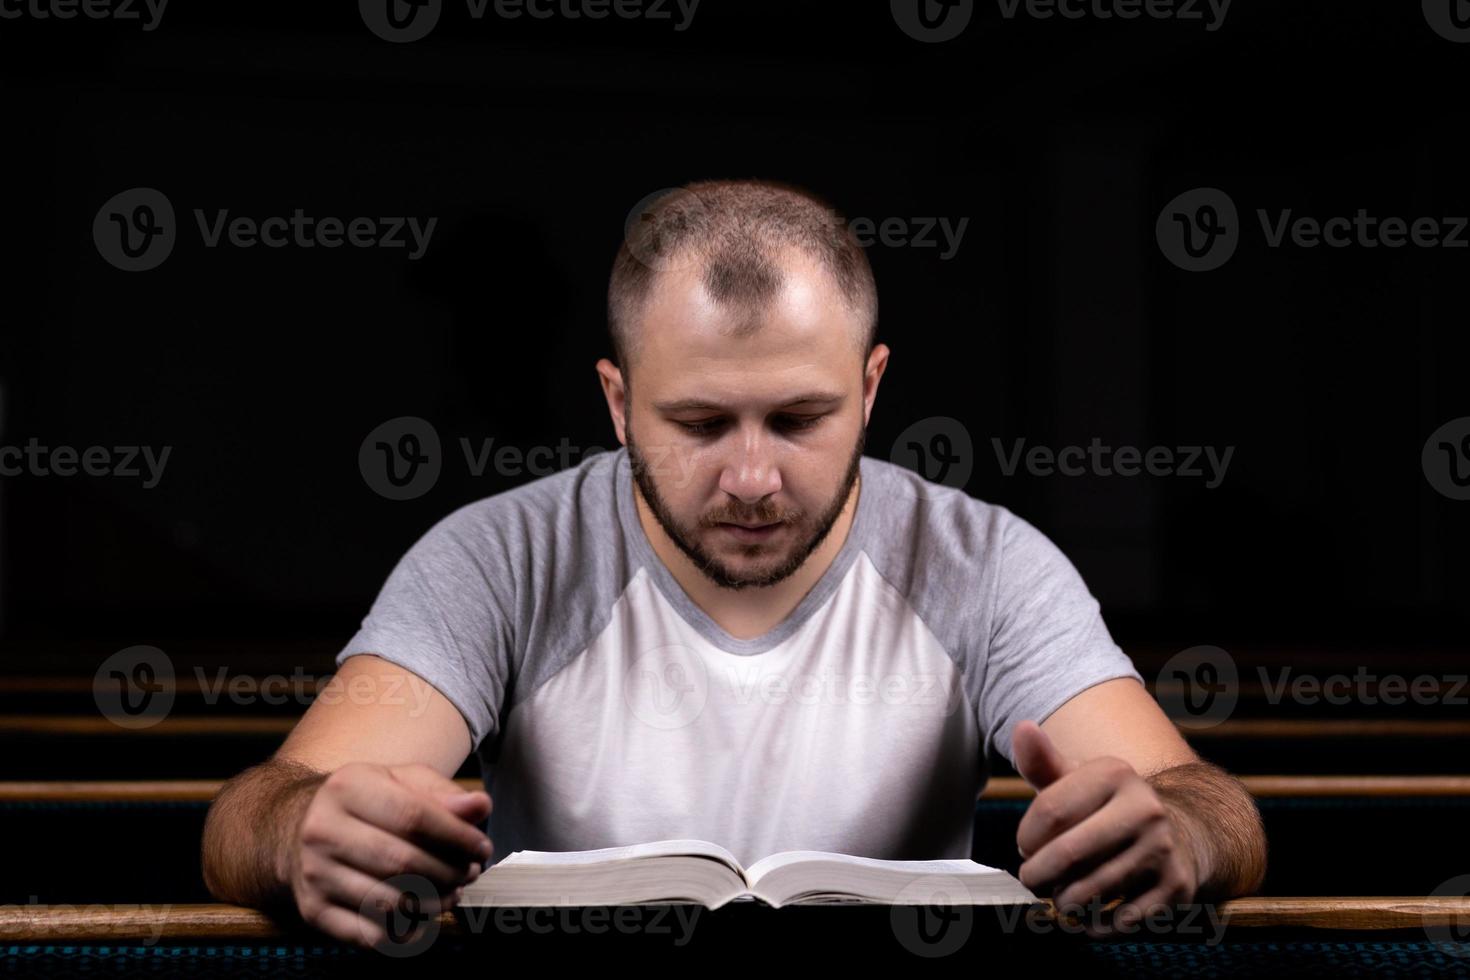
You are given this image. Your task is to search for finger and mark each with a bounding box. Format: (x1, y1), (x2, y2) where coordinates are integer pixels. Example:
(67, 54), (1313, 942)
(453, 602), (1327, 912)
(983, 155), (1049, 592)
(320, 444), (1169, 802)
(324, 818), (484, 891)
(310, 903), (386, 949)
(1019, 795), (1142, 895)
(1053, 840), (1162, 920)
(1016, 759), (1133, 861)
(1111, 882), (1188, 934)
(353, 882), (448, 954)
(314, 862), (456, 921)
(337, 776), (494, 865)
(441, 791), (493, 824)
(1011, 720), (1074, 791)
(391, 766), (494, 823)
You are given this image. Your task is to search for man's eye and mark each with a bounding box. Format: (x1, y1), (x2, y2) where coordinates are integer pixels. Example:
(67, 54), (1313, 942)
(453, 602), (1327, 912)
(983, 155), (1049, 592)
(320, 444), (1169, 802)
(676, 415), (824, 436)
(775, 414), (823, 432)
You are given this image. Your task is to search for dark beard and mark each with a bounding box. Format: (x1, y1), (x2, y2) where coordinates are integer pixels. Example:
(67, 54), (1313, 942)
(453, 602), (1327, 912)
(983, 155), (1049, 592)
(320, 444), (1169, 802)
(627, 424), (865, 590)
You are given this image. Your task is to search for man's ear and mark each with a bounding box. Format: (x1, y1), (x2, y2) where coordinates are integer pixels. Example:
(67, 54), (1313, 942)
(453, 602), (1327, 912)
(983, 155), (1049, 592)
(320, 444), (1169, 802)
(861, 343), (890, 427)
(595, 358), (629, 446)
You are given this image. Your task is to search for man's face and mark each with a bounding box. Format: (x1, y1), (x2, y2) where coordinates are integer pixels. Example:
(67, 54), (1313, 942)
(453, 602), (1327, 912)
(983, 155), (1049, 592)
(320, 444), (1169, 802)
(620, 248), (873, 591)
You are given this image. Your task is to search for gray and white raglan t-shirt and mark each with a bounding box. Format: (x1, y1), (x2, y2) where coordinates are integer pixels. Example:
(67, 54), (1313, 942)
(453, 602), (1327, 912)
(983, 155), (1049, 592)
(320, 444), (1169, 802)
(336, 446), (1144, 868)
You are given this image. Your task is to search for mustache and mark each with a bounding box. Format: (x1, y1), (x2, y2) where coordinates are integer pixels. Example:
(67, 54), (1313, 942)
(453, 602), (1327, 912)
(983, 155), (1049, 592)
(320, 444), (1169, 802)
(700, 505), (801, 528)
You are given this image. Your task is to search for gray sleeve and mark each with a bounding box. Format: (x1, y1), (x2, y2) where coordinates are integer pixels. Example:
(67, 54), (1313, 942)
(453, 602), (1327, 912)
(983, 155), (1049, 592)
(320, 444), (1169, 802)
(334, 506), (514, 750)
(979, 508), (1145, 765)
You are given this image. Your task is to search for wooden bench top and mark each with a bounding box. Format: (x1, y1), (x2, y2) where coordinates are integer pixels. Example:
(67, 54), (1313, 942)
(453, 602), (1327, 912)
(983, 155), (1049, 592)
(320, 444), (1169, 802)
(2, 898), (1467, 941)
(3, 775), (1469, 802)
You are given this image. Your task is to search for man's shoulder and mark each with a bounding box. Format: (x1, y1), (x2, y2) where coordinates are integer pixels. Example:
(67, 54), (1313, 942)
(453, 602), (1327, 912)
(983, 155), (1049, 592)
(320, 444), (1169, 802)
(858, 455), (1091, 614)
(415, 446), (624, 553)
(858, 454), (1022, 566)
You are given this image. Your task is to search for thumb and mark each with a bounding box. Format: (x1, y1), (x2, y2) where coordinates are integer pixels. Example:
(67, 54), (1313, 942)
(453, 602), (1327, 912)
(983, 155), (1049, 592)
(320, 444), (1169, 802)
(1012, 720), (1074, 791)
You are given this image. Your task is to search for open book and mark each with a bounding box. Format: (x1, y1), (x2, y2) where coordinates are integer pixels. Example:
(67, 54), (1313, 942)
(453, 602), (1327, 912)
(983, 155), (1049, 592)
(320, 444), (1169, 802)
(460, 839), (1038, 910)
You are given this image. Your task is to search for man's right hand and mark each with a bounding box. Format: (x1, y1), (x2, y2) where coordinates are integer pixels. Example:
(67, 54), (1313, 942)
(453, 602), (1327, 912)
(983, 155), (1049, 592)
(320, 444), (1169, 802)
(284, 761), (494, 948)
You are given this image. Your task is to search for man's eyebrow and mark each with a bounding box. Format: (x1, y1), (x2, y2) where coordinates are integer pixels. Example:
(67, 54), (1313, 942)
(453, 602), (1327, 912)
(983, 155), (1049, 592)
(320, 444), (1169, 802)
(653, 391), (846, 414)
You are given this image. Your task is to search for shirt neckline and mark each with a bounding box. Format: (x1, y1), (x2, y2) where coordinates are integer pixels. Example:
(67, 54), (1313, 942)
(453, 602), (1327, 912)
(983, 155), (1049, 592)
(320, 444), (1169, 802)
(612, 446), (875, 656)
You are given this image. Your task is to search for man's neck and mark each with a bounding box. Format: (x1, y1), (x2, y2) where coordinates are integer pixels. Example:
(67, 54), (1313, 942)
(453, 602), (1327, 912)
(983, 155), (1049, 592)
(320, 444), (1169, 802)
(633, 474), (861, 641)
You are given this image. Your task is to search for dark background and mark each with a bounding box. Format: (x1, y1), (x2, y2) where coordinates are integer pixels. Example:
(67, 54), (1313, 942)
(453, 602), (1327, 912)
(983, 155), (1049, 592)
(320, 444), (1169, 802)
(1, 0), (1466, 666)
(2, 0), (1469, 914)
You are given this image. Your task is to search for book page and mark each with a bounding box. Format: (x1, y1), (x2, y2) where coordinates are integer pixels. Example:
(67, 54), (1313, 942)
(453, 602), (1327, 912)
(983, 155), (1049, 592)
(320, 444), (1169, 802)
(497, 839), (745, 872)
(745, 851), (1001, 885)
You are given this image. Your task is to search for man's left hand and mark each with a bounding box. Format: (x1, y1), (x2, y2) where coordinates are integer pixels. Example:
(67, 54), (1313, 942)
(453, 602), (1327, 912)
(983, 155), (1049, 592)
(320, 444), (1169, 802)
(1012, 718), (1202, 935)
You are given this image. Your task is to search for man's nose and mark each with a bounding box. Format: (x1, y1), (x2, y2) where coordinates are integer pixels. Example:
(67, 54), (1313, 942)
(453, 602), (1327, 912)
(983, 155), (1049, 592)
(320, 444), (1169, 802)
(717, 432), (782, 503)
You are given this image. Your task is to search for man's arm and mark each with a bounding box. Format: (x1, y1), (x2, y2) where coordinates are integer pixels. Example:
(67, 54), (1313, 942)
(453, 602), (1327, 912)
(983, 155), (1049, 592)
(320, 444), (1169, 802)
(1146, 759), (1268, 902)
(201, 654), (494, 947)
(1013, 676), (1267, 932)
(200, 755), (327, 915)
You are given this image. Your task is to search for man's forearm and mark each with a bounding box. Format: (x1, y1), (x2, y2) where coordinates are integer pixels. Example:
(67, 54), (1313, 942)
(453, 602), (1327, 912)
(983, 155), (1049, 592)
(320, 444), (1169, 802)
(201, 757), (327, 914)
(1147, 760), (1268, 903)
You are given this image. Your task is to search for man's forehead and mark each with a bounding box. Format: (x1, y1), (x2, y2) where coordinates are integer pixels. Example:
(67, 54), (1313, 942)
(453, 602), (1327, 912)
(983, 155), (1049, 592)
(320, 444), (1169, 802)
(638, 253), (859, 362)
(651, 387), (847, 413)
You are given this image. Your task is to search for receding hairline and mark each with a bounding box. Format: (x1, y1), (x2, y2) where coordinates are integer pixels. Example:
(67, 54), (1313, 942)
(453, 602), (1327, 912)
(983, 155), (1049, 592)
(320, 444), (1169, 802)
(606, 179), (879, 380)
(623, 248), (873, 367)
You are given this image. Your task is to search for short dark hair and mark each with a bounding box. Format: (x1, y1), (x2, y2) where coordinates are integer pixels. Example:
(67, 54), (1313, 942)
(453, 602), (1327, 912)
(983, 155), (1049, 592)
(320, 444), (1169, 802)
(607, 178), (878, 379)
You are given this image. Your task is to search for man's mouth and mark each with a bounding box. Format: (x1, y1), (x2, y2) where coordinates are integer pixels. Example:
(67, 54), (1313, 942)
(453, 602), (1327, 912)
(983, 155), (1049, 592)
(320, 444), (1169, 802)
(716, 521), (783, 542)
